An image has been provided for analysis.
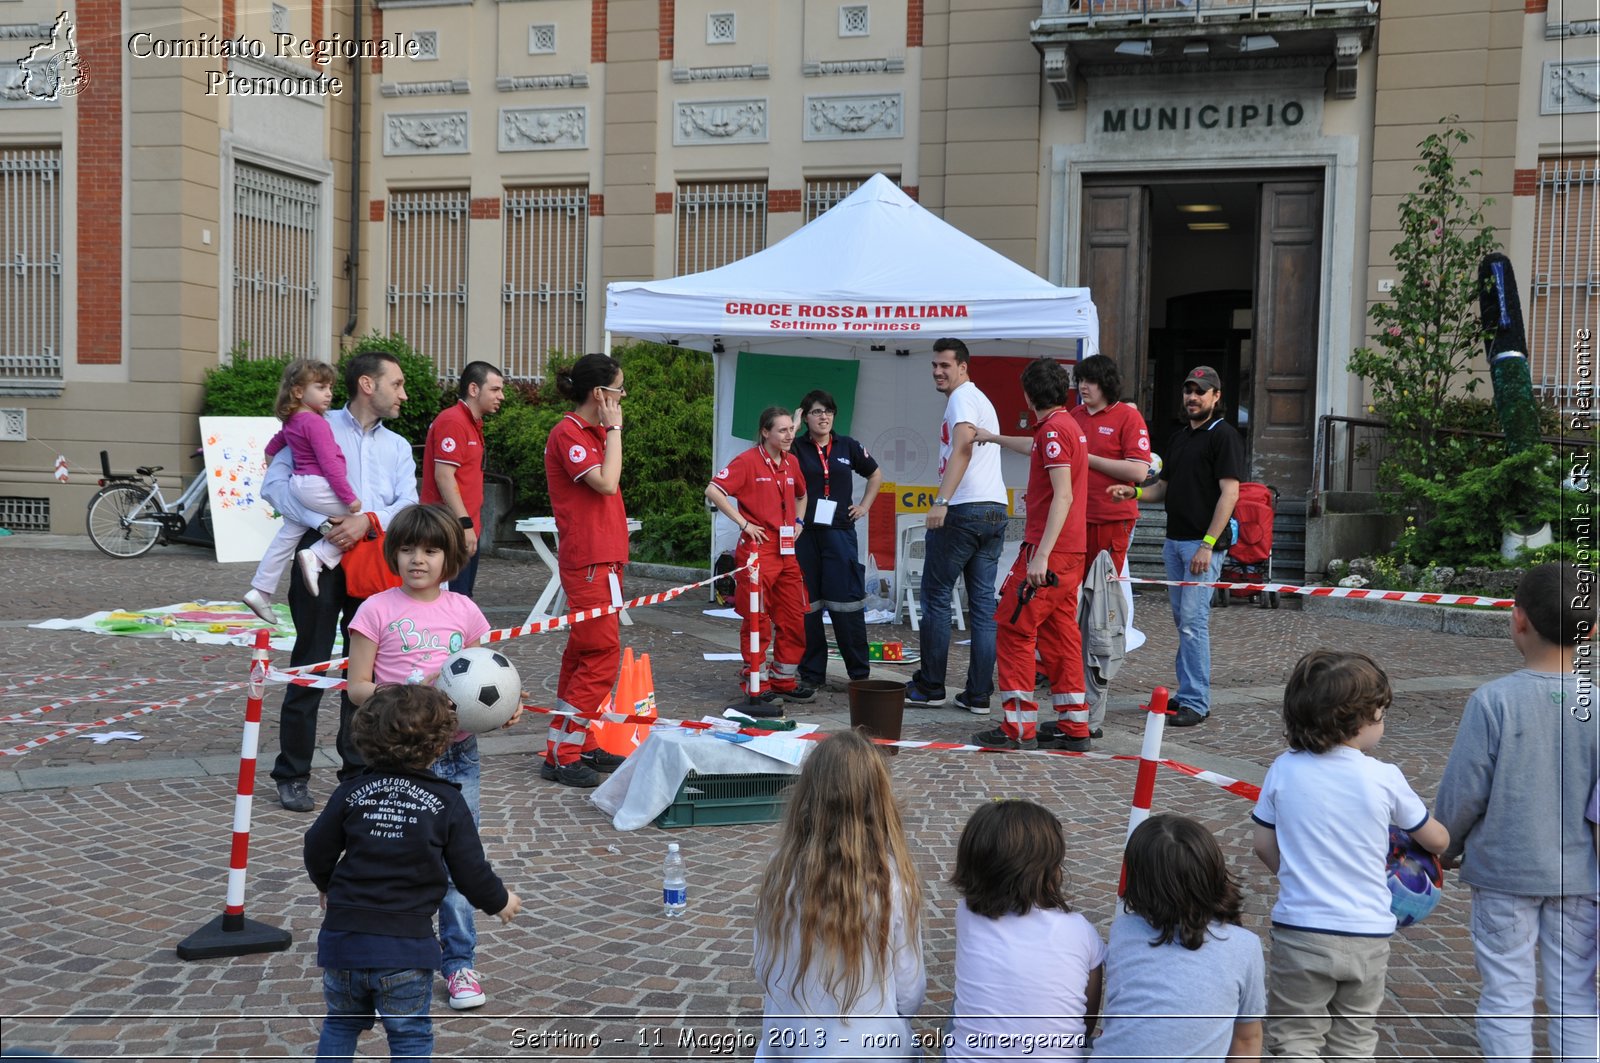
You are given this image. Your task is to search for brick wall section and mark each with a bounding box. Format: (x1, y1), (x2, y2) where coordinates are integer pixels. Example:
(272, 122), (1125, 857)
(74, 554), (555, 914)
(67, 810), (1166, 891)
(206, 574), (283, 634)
(312, 0), (325, 66)
(902, 185), (919, 202)
(1513, 168), (1538, 195)
(907, 0), (923, 48)
(469, 197), (500, 219)
(659, 0), (674, 60)
(655, 191), (674, 213)
(76, 0), (122, 365)
(593, 0), (607, 63)
(371, 7), (384, 73)
(768, 189), (802, 213)
(1525, 0), (1546, 11)
(589, 193), (605, 215)
(222, 0), (234, 69)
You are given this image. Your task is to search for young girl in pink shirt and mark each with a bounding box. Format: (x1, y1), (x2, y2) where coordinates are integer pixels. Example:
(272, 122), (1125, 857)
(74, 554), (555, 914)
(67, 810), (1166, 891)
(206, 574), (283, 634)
(243, 359), (362, 623)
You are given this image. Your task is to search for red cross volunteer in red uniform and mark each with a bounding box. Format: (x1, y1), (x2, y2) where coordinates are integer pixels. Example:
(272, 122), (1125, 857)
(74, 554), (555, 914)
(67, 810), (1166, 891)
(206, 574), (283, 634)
(971, 358), (1092, 751)
(540, 353), (630, 788)
(705, 406), (814, 715)
(421, 361), (505, 599)
(1068, 354), (1150, 576)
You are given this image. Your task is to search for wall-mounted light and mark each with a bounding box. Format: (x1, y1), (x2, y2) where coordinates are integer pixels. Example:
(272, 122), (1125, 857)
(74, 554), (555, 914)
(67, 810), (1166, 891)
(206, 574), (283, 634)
(1239, 34), (1278, 52)
(1114, 39), (1153, 57)
(1182, 40), (1209, 58)
(1178, 203), (1222, 213)
(1187, 222), (1231, 231)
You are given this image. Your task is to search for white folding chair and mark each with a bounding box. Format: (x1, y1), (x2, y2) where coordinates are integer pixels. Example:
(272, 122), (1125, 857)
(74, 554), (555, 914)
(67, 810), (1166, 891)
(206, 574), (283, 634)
(895, 514), (966, 632)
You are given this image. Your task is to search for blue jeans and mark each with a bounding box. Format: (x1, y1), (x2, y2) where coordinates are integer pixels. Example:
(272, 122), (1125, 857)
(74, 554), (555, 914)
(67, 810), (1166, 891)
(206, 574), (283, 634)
(913, 502), (1006, 699)
(431, 735), (480, 978)
(316, 966), (432, 1062)
(1163, 538), (1225, 715)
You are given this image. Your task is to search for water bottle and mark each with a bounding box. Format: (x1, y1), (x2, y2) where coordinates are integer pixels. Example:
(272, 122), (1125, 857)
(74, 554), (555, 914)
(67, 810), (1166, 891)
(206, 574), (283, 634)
(662, 842), (688, 918)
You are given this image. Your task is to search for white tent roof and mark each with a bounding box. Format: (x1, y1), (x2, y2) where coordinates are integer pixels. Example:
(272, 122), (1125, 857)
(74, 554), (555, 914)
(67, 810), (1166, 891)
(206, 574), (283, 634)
(605, 173), (1099, 358)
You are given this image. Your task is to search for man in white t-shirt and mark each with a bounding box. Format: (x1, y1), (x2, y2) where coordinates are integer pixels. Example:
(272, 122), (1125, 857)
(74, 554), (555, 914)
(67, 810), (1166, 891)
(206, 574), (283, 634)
(905, 338), (1009, 714)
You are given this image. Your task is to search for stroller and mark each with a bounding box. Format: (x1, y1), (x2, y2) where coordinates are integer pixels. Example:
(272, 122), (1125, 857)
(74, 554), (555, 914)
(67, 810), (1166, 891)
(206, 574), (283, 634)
(1216, 482), (1280, 609)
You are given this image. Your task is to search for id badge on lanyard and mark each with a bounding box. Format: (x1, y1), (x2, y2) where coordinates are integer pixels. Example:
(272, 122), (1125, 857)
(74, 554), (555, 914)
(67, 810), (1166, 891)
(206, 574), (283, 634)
(778, 525), (796, 555)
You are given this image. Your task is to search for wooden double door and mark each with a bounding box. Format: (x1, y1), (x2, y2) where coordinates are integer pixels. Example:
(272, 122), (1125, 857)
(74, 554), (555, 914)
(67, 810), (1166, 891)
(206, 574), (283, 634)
(1079, 175), (1323, 494)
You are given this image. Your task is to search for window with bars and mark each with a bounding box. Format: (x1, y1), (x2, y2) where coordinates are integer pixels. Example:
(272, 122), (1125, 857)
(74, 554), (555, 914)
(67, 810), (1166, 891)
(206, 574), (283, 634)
(707, 12), (736, 43)
(1528, 157), (1599, 415)
(804, 175), (880, 222)
(232, 163), (320, 361)
(0, 147), (63, 385)
(388, 190), (470, 379)
(677, 181), (767, 276)
(503, 186), (588, 381)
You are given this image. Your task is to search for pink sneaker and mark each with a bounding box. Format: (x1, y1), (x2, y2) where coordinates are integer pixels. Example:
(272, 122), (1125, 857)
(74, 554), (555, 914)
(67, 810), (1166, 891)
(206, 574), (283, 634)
(446, 967), (486, 1010)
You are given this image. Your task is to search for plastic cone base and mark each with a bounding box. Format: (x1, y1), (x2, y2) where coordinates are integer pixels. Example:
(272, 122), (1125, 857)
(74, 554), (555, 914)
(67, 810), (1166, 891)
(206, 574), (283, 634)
(176, 913), (292, 960)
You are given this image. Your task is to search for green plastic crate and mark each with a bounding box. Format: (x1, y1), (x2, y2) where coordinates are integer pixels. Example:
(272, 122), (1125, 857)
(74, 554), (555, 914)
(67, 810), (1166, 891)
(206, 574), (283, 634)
(653, 770), (798, 829)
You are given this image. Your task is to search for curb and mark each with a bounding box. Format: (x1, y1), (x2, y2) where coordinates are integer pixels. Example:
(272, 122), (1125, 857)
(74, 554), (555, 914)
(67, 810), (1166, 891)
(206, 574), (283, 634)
(1301, 593), (1508, 638)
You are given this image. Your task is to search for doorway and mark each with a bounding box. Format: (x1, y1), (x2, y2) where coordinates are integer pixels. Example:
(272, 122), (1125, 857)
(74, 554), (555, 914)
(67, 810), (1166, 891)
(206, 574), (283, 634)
(1079, 171), (1324, 492)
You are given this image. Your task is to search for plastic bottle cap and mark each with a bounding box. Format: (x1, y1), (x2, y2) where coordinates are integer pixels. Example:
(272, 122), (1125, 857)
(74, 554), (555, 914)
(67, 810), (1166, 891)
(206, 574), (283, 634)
(668, 843), (680, 852)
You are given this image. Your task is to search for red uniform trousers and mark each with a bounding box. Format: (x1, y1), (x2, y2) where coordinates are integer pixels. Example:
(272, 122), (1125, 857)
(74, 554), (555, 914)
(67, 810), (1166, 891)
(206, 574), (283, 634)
(1086, 519), (1135, 576)
(995, 548), (1087, 742)
(546, 559), (620, 765)
(734, 542), (809, 694)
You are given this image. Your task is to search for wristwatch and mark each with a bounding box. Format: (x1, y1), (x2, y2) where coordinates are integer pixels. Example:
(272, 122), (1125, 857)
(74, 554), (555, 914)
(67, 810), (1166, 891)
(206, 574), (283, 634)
(605, 424), (622, 433)
(932, 496), (949, 506)
(458, 515), (474, 530)
(317, 520), (334, 536)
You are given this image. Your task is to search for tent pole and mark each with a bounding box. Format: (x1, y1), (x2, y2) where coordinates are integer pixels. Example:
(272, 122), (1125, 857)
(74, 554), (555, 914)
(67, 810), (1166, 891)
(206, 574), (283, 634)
(604, 329), (612, 356)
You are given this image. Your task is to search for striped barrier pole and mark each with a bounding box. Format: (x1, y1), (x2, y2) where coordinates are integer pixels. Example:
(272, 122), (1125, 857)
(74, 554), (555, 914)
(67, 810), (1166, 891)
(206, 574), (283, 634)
(1119, 686), (1171, 898)
(747, 551), (763, 700)
(176, 629), (292, 961)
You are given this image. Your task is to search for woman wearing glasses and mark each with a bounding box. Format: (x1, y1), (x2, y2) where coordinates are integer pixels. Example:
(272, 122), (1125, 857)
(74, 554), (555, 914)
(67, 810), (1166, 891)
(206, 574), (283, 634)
(791, 390), (882, 691)
(541, 352), (630, 787)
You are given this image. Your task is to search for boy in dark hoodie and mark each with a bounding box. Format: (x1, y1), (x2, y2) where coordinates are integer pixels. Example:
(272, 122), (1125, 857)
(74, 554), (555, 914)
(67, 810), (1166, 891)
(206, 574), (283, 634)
(304, 683), (521, 1061)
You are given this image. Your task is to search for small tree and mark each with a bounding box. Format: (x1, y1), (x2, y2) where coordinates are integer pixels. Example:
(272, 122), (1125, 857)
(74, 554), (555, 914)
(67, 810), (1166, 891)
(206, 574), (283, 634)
(1348, 119), (1499, 491)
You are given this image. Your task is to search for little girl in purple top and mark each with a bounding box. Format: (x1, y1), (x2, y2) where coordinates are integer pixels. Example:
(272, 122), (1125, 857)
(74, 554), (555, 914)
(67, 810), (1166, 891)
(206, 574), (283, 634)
(243, 358), (363, 622)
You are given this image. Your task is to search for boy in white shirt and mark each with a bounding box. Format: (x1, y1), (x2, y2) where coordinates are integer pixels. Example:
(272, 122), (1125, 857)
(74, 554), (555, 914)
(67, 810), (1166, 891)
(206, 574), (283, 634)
(1252, 650), (1449, 1060)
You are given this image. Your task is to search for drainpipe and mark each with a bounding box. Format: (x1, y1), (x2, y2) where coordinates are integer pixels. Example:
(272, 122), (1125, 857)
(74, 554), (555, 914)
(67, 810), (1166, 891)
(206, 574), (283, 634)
(342, 0), (363, 337)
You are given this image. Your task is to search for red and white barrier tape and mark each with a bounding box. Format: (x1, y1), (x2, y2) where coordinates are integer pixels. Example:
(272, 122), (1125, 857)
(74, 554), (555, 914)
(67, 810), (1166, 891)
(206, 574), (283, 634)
(267, 558), (760, 685)
(0, 679), (247, 756)
(1122, 575), (1513, 609)
(0, 677), (163, 723)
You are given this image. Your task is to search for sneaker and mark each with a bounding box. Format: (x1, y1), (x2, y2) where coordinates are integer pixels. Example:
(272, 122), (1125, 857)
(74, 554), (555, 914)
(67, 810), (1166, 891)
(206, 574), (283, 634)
(970, 725), (1037, 751)
(539, 758), (602, 787)
(579, 748), (627, 774)
(296, 549), (321, 596)
(1037, 729), (1092, 753)
(445, 968), (486, 1010)
(1089, 729), (1104, 740)
(904, 683), (948, 707)
(779, 682), (817, 704)
(953, 692), (991, 716)
(242, 589), (276, 625)
(1169, 704), (1209, 728)
(276, 779), (314, 813)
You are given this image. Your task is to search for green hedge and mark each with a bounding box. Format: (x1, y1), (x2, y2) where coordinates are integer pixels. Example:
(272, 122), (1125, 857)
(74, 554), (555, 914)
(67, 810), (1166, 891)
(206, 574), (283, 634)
(483, 342), (713, 563)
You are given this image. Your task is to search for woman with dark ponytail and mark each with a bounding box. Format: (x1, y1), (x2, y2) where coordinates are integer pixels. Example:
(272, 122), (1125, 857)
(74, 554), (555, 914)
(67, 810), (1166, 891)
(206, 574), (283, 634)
(540, 353), (630, 787)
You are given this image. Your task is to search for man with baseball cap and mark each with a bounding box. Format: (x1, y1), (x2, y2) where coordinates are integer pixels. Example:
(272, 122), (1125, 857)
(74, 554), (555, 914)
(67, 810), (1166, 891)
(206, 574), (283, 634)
(1107, 365), (1242, 727)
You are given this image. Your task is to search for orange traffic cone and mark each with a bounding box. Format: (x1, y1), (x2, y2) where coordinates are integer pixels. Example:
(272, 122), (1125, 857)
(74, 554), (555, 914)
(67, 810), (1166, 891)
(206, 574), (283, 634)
(594, 648), (640, 756)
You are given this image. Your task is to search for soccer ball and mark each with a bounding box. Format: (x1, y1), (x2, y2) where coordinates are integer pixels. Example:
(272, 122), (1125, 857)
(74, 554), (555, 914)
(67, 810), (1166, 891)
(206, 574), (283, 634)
(436, 647), (522, 733)
(1142, 453), (1162, 486)
(1387, 826), (1444, 927)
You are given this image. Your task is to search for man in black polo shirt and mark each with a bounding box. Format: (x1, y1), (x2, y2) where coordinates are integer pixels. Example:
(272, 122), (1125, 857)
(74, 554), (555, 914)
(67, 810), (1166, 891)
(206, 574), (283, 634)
(1108, 366), (1242, 726)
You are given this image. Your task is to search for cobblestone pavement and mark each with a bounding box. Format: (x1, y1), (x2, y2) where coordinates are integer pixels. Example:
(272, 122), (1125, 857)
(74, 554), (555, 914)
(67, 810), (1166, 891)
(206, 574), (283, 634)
(0, 536), (1541, 1060)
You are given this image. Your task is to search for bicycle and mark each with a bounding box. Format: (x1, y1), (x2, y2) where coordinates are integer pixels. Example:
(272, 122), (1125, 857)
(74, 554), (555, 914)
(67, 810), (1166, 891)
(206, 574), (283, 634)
(85, 449), (215, 558)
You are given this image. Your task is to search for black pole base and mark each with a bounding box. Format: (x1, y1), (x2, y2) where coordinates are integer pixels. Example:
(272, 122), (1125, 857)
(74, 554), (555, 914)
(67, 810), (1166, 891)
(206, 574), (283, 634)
(724, 697), (784, 721)
(176, 913), (292, 961)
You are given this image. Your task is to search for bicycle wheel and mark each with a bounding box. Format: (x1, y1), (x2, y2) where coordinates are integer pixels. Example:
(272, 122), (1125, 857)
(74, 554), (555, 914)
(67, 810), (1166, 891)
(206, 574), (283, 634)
(86, 484), (163, 558)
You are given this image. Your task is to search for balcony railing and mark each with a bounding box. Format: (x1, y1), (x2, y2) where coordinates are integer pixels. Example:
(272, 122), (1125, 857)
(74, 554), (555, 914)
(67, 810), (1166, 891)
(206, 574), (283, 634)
(1039, 0), (1377, 25)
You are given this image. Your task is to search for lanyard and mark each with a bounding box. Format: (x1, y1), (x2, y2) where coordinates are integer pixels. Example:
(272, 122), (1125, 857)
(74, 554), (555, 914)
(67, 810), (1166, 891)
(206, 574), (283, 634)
(761, 449), (791, 526)
(817, 439), (832, 498)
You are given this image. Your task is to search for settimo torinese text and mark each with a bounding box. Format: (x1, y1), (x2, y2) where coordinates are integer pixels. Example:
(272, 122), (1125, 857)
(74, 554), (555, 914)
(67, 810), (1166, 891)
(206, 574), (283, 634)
(125, 32), (423, 96)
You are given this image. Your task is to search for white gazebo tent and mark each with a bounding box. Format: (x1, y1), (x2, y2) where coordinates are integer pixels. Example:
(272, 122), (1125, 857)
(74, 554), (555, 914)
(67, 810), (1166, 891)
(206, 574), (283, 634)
(603, 173), (1100, 571)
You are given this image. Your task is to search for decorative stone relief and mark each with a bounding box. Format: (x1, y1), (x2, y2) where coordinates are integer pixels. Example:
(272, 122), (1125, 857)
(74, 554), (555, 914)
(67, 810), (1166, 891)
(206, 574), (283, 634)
(802, 56), (905, 76)
(497, 73), (589, 91)
(1042, 46), (1074, 110)
(674, 98), (767, 145)
(413, 30), (438, 60)
(803, 93), (902, 141)
(381, 78), (471, 97)
(499, 105), (587, 150)
(1544, 60), (1600, 114)
(671, 63), (770, 82)
(383, 110), (469, 155)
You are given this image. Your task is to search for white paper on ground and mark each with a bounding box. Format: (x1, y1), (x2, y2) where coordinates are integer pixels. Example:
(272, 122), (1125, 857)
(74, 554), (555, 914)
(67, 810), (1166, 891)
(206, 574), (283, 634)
(702, 608), (741, 620)
(702, 652), (744, 661)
